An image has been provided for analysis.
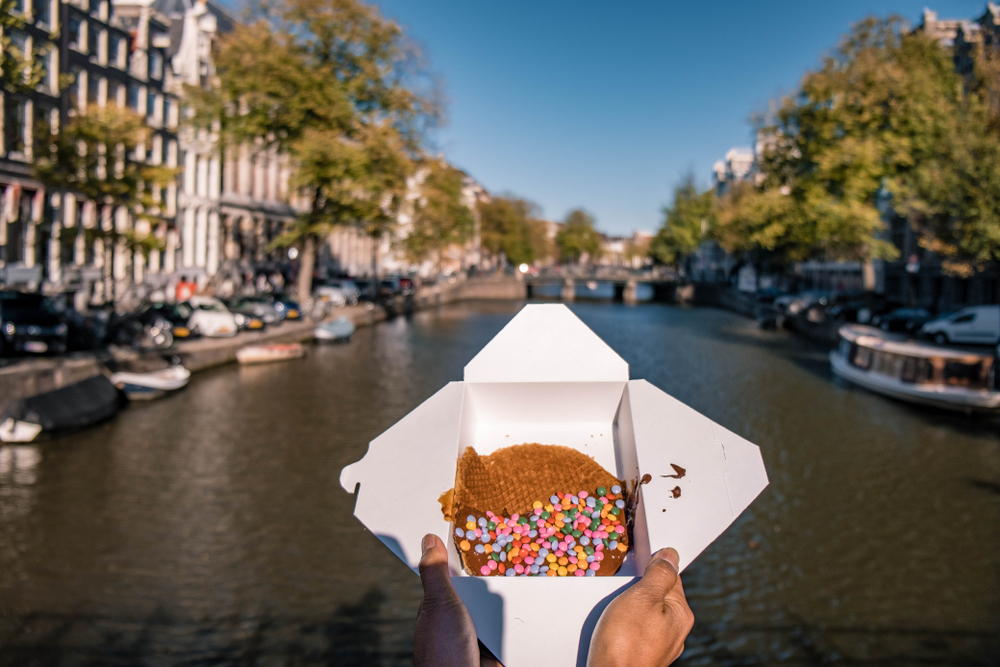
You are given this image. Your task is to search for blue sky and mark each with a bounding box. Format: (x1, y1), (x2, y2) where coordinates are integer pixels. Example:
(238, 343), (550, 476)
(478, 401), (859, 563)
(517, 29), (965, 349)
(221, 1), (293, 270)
(371, 1), (985, 235)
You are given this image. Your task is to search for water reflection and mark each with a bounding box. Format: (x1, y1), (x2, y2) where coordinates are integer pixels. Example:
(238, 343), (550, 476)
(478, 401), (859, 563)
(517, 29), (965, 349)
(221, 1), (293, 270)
(0, 302), (998, 665)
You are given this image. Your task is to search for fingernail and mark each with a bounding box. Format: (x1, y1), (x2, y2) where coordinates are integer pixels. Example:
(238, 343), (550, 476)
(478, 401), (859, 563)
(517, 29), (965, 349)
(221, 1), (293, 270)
(421, 534), (435, 555)
(653, 547), (680, 572)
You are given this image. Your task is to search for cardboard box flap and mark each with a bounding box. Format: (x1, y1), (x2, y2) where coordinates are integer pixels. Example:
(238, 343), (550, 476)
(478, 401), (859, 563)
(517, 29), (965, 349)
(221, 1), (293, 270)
(625, 380), (768, 571)
(453, 575), (630, 667)
(464, 304), (628, 383)
(339, 382), (465, 570)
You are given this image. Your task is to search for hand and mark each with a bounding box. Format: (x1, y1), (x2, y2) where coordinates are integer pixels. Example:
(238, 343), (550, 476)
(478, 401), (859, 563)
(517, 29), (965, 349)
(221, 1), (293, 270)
(587, 548), (694, 667)
(415, 534), (503, 667)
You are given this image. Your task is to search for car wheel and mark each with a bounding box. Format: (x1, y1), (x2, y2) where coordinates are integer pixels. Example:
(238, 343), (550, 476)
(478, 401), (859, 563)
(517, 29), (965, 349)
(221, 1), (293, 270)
(934, 333), (948, 345)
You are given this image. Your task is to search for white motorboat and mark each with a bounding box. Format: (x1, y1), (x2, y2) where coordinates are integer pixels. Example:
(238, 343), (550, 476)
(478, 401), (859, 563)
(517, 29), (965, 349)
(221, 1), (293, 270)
(110, 365), (191, 401)
(830, 325), (1000, 412)
(236, 343), (306, 365)
(314, 316), (355, 342)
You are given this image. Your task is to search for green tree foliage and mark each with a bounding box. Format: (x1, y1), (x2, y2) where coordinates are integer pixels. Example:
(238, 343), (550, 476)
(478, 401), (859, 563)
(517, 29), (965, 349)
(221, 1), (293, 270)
(193, 0), (439, 298)
(715, 17), (983, 284)
(556, 209), (601, 264)
(650, 176), (713, 268)
(479, 196), (537, 267)
(403, 160), (474, 270)
(1, 0), (43, 93)
(894, 42), (1000, 277)
(34, 104), (177, 254)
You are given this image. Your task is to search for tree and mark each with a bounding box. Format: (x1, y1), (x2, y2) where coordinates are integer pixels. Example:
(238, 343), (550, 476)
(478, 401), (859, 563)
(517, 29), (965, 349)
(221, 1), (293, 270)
(893, 41), (1000, 277)
(193, 0), (438, 300)
(556, 209), (601, 264)
(33, 105), (177, 300)
(726, 17), (977, 288)
(650, 176), (713, 269)
(402, 160), (474, 271)
(479, 196), (537, 267)
(1, 0), (43, 93)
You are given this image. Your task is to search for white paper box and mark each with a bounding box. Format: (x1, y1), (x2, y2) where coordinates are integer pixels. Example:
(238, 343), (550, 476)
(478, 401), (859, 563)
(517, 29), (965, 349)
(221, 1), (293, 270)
(340, 304), (768, 667)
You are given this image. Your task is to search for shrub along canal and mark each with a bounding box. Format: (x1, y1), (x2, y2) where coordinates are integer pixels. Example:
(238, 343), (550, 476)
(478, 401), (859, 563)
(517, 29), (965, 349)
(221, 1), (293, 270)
(0, 300), (997, 665)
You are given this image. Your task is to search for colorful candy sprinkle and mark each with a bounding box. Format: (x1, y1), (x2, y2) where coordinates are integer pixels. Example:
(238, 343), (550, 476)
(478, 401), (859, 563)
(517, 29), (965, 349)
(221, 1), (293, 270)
(456, 485), (629, 577)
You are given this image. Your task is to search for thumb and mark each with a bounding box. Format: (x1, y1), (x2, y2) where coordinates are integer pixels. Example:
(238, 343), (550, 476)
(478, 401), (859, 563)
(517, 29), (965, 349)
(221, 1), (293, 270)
(633, 547), (681, 600)
(418, 534), (455, 603)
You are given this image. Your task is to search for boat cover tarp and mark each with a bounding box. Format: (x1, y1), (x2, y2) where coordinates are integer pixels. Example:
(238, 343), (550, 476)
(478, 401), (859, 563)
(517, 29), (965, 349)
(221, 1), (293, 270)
(2, 375), (124, 431)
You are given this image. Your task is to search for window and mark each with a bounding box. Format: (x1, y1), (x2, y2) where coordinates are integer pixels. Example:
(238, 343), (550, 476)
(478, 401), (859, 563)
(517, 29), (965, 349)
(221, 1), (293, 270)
(127, 83), (141, 110)
(11, 0), (25, 14)
(146, 90), (157, 118)
(33, 104), (53, 142)
(109, 34), (125, 68)
(108, 81), (124, 107)
(88, 74), (100, 105)
(3, 96), (27, 155)
(149, 51), (163, 80)
(35, 48), (53, 92)
(67, 68), (82, 112)
(164, 97), (175, 127)
(33, 0), (51, 25)
(88, 23), (99, 57)
(9, 31), (28, 61)
(951, 313), (976, 324)
(68, 16), (83, 51)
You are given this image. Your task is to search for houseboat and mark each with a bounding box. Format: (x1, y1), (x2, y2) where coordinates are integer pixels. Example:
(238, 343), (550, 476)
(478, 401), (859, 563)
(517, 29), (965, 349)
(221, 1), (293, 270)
(830, 325), (1000, 412)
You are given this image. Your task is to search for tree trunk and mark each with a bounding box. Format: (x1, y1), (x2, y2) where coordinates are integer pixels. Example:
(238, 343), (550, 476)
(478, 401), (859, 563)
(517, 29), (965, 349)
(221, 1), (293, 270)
(297, 235), (316, 305)
(371, 236), (378, 277)
(862, 257), (876, 292)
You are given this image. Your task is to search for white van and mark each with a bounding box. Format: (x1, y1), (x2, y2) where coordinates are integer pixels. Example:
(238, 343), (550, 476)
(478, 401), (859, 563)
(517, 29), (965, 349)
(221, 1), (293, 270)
(921, 305), (1000, 345)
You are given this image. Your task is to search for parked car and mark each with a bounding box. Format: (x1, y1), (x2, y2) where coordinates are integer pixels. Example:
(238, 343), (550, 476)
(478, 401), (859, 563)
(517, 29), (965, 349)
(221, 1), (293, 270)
(227, 296), (282, 325)
(0, 291), (68, 356)
(182, 296), (239, 337)
(269, 294), (303, 320)
(105, 306), (174, 349)
(871, 307), (933, 334)
(826, 297), (896, 324)
(320, 279), (360, 305)
(774, 290), (832, 315)
(223, 299), (269, 330)
(921, 305), (1000, 345)
(141, 302), (197, 340)
(313, 284), (348, 307)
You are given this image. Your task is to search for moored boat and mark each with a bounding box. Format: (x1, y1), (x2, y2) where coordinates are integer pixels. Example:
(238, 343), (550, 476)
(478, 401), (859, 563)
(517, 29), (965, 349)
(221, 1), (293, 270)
(830, 324), (1000, 412)
(314, 316), (355, 342)
(236, 343), (306, 365)
(110, 365), (191, 401)
(0, 375), (125, 442)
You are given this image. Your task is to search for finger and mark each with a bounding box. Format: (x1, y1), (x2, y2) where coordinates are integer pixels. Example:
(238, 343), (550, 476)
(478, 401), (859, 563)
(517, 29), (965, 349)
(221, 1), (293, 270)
(633, 547), (681, 599)
(418, 534), (455, 602)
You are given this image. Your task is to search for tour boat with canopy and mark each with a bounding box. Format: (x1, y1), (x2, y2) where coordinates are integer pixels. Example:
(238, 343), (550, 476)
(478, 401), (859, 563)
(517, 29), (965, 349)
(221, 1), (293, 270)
(830, 324), (1000, 412)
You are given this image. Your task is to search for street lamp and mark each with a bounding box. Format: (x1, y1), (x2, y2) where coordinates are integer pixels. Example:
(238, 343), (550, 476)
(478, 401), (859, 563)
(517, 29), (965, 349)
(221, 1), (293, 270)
(288, 247), (299, 260)
(518, 263), (529, 274)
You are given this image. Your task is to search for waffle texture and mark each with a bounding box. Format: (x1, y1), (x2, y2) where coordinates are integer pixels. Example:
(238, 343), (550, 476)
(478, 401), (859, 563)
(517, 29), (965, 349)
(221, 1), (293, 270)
(454, 443), (621, 515)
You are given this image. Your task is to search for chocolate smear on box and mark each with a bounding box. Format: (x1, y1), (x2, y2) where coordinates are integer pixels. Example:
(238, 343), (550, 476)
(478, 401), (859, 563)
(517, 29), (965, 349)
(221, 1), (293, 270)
(660, 464), (686, 479)
(446, 444), (629, 577)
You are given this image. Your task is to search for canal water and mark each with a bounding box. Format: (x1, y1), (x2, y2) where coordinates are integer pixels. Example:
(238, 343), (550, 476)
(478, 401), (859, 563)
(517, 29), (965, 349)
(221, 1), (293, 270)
(0, 301), (997, 666)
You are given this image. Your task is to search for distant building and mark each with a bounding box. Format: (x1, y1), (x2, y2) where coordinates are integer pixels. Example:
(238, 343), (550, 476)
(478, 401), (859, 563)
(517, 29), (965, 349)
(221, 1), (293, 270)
(712, 147), (755, 196)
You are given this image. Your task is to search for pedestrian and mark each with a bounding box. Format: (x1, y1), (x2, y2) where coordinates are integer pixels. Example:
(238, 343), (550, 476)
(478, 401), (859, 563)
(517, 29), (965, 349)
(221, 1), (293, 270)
(414, 534), (694, 667)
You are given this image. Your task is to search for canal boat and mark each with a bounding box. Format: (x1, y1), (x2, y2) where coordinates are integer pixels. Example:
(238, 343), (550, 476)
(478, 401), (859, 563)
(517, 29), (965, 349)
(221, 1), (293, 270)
(236, 343), (306, 365)
(0, 375), (125, 442)
(110, 365), (191, 401)
(830, 324), (1000, 412)
(313, 316), (355, 343)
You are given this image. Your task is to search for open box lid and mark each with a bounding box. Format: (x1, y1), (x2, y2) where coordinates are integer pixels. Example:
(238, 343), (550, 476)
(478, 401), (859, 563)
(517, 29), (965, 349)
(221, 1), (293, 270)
(464, 304), (628, 383)
(340, 304), (768, 667)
